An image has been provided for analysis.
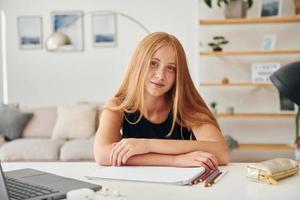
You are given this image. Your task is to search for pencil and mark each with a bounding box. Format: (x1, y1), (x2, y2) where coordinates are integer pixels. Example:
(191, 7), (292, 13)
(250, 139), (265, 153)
(199, 169), (216, 182)
(204, 171), (222, 187)
(190, 169), (210, 185)
(202, 169), (219, 184)
(214, 170), (228, 183)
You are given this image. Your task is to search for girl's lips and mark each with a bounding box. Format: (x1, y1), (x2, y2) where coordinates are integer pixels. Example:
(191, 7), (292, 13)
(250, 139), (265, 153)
(150, 81), (164, 88)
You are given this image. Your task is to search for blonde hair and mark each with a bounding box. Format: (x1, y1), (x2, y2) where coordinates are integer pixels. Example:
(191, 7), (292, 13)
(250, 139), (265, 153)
(108, 32), (220, 136)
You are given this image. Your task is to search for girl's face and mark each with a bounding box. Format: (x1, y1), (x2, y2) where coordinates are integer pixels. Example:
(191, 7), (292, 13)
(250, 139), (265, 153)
(145, 45), (176, 98)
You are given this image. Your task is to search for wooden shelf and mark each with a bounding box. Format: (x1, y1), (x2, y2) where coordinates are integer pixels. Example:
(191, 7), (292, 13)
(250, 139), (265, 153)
(215, 113), (296, 119)
(200, 50), (300, 56)
(238, 143), (296, 151)
(199, 16), (300, 25)
(200, 83), (273, 87)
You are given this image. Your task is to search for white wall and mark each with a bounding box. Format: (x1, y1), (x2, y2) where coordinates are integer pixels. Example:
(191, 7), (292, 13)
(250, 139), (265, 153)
(198, 0), (299, 144)
(0, 0), (198, 107)
(0, 2), (3, 103)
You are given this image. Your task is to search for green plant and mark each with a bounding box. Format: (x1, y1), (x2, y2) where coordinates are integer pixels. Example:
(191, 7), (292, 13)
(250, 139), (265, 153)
(204, 0), (253, 9)
(210, 101), (218, 113)
(208, 36), (229, 52)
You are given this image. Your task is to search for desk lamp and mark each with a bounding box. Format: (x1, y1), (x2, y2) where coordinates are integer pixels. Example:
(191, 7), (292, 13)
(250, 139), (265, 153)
(270, 61), (300, 147)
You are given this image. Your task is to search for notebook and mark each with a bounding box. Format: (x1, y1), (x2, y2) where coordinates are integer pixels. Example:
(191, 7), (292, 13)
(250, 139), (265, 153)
(85, 166), (205, 185)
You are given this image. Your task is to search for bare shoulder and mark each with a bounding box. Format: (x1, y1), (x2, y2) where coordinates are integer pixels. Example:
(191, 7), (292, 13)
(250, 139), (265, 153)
(101, 98), (124, 121)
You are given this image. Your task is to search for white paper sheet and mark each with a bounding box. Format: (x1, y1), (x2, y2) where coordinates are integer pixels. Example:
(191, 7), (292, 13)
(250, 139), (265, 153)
(85, 166), (205, 185)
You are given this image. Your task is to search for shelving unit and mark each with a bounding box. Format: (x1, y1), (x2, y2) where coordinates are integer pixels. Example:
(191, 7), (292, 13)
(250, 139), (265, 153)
(215, 113), (296, 119)
(199, 16), (300, 25)
(200, 50), (300, 56)
(200, 83), (272, 87)
(199, 15), (300, 152)
(238, 143), (295, 151)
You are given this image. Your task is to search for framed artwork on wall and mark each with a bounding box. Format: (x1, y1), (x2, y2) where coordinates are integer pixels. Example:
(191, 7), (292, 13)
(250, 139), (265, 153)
(18, 16), (42, 49)
(260, 0), (281, 17)
(92, 13), (117, 47)
(51, 11), (83, 51)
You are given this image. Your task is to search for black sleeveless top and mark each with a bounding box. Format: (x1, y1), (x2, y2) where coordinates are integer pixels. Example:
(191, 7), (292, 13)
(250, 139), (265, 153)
(122, 111), (195, 140)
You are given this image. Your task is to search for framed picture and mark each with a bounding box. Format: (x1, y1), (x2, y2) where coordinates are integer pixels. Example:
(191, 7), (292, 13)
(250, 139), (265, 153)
(260, 0), (281, 17)
(18, 16), (42, 49)
(251, 62), (280, 83)
(261, 34), (276, 50)
(92, 13), (117, 47)
(279, 92), (295, 112)
(51, 11), (83, 51)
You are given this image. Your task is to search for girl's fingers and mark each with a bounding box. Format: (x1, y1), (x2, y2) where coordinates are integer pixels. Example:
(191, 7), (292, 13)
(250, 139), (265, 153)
(116, 147), (130, 166)
(122, 150), (133, 164)
(111, 143), (125, 166)
(195, 157), (215, 170)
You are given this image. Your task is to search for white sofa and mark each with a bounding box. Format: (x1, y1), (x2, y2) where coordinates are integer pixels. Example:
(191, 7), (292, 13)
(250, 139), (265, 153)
(0, 103), (102, 162)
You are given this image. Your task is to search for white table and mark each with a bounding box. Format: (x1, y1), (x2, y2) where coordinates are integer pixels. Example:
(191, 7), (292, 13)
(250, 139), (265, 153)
(2, 162), (300, 200)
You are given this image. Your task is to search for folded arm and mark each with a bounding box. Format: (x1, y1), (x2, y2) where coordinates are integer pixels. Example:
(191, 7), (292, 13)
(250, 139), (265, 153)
(94, 100), (229, 168)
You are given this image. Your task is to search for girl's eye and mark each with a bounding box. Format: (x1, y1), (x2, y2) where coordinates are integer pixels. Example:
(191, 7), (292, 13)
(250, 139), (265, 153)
(150, 61), (159, 68)
(167, 66), (176, 73)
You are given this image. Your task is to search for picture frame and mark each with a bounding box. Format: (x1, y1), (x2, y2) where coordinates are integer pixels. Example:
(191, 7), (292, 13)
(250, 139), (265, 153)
(92, 13), (117, 47)
(51, 11), (83, 51)
(261, 34), (276, 50)
(251, 62), (280, 83)
(17, 16), (42, 49)
(260, 0), (281, 17)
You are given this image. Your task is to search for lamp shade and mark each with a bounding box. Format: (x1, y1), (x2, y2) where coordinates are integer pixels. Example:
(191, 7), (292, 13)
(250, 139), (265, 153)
(46, 32), (71, 50)
(270, 61), (300, 105)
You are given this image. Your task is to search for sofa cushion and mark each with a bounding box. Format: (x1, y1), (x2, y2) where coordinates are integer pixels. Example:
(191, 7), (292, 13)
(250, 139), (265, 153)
(21, 106), (57, 138)
(60, 138), (94, 161)
(0, 138), (65, 161)
(0, 104), (33, 141)
(78, 102), (104, 128)
(52, 104), (97, 139)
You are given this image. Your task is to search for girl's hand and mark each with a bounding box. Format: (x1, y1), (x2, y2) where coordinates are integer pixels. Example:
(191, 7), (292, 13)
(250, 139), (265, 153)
(173, 151), (219, 170)
(110, 138), (150, 166)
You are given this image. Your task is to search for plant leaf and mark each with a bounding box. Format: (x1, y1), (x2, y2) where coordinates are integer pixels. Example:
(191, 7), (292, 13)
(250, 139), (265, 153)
(204, 0), (212, 8)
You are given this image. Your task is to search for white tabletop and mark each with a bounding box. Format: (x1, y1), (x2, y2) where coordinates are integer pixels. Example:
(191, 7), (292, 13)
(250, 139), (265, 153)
(2, 162), (300, 200)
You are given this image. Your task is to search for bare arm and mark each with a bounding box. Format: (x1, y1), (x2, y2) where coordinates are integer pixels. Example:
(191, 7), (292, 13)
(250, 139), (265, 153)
(110, 124), (229, 166)
(145, 124), (230, 165)
(94, 100), (229, 167)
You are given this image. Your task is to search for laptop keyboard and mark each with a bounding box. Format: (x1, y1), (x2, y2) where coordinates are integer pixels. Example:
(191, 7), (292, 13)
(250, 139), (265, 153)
(5, 177), (59, 200)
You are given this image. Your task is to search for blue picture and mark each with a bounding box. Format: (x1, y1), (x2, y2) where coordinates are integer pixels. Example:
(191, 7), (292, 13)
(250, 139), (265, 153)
(18, 16), (42, 49)
(261, 0), (281, 17)
(92, 13), (117, 47)
(51, 11), (83, 51)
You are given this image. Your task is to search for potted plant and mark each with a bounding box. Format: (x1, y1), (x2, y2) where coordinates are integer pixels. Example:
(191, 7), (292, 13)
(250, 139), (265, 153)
(208, 36), (229, 51)
(203, 0), (253, 18)
(210, 101), (218, 114)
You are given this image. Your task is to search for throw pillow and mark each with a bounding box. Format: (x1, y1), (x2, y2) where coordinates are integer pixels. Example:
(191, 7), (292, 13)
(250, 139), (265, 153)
(0, 104), (33, 141)
(21, 106), (57, 138)
(52, 104), (97, 139)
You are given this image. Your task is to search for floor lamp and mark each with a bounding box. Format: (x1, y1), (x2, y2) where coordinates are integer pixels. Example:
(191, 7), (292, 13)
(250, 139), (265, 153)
(46, 10), (150, 51)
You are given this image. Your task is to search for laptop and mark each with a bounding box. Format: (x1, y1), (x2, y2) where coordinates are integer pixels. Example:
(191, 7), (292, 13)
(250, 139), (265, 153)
(0, 162), (101, 200)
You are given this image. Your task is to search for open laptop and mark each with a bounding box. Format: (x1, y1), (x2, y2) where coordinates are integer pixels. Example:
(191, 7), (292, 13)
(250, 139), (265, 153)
(0, 162), (101, 200)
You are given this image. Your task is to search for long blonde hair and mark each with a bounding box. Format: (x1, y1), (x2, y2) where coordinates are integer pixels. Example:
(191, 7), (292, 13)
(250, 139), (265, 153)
(108, 32), (220, 136)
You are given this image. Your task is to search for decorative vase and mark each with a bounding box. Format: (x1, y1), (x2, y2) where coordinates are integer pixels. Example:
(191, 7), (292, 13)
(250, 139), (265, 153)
(225, 0), (247, 19)
(295, 0), (300, 15)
